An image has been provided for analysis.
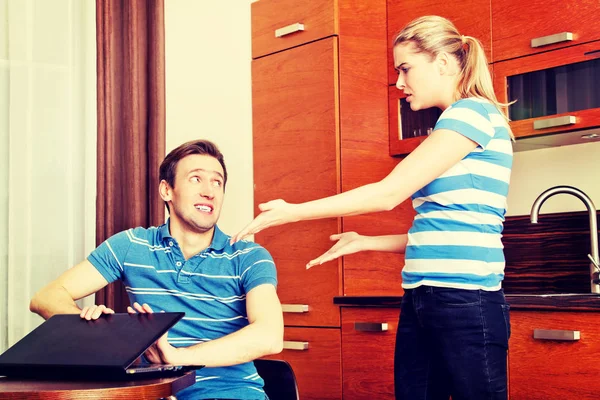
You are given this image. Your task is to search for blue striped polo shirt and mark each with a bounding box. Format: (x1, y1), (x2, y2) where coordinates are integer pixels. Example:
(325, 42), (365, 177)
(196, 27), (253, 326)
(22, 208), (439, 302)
(403, 97), (513, 291)
(88, 221), (277, 400)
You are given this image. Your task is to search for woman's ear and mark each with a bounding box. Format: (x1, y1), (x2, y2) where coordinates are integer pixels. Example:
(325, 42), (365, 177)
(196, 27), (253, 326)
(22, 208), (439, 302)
(436, 52), (458, 76)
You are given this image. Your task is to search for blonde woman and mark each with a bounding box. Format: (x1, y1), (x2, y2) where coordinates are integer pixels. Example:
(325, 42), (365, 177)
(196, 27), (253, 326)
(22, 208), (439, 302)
(233, 15), (513, 400)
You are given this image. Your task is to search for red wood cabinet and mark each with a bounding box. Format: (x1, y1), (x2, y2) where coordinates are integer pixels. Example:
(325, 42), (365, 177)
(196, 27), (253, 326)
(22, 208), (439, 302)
(252, 37), (342, 328)
(264, 326), (342, 400)
(492, 0), (600, 62)
(493, 41), (600, 140)
(251, 0), (336, 59)
(509, 311), (600, 399)
(341, 307), (399, 400)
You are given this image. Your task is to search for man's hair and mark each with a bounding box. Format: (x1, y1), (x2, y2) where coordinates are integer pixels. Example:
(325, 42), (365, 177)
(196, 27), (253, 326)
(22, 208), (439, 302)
(159, 140), (228, 209)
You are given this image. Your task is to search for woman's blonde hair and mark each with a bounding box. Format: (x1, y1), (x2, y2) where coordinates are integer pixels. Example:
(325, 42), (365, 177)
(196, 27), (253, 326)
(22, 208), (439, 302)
(393, 15), (514, 138)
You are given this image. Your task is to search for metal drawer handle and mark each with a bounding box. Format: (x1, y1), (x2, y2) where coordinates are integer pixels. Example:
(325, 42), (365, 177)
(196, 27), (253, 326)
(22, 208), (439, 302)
(281, 304), (309, 313)
(531, 32), (573, 48)
(354, 322), (389, 332)
(533, 115), (576, 130)
(533, 329), (580, 341)
(283, 341), (309, 351)
(275, 23), (305, 38)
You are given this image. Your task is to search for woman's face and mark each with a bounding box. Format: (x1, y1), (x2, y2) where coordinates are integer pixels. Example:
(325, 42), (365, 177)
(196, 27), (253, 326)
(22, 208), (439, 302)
(393, 41), (444, 111)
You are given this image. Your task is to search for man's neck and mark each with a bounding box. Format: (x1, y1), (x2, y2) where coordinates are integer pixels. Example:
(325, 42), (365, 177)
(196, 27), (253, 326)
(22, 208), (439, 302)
(168, 222), (215, 260)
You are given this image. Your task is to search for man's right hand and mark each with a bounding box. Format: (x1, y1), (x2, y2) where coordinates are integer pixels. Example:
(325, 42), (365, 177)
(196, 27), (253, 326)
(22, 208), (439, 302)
(79, 304), (115, 320)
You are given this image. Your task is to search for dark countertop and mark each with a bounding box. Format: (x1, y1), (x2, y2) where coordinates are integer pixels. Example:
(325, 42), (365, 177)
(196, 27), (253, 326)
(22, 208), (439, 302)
(334, 294), (600, 311)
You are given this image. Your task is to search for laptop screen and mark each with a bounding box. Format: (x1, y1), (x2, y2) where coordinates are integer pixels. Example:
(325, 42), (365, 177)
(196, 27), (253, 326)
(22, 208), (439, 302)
(0, 312), (184, 370)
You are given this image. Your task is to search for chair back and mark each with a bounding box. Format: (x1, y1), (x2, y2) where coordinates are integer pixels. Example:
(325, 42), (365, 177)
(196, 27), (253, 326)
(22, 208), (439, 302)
(254, 359), (300, 400)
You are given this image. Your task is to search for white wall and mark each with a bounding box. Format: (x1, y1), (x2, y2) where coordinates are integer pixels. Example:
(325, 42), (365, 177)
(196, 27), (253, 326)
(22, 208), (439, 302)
(165, 1), (254, 235)
(507, 141), (600, 216)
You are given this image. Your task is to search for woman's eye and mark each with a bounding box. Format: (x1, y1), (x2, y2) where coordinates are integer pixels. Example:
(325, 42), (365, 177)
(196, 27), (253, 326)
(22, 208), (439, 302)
(191, 176), (200, 183)
(212, 180), (222, 187)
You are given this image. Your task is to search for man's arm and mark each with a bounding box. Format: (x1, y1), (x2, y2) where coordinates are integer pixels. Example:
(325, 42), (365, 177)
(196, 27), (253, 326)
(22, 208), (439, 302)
(149, 283), (284, 368)
(30, 260), (110, 320)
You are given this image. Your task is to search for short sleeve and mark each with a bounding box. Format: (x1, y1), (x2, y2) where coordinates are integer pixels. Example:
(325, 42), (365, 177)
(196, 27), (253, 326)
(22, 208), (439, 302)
(87, 230), (132, 283)
(239, 245), (277, 293)
(434, 99), (495, 149)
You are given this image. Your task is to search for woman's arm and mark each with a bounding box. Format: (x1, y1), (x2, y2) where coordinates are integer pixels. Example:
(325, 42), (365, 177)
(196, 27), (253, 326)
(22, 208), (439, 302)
(231, 129), (477, 243)
(306, 232), (408, 268)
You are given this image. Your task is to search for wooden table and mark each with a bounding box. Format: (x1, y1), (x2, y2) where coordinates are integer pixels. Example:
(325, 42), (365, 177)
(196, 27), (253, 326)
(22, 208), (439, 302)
(0, 371), (195, 399)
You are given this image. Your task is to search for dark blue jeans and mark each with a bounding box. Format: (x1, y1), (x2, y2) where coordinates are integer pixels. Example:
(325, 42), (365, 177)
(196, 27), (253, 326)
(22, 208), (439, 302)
(394, 286), (510, 400)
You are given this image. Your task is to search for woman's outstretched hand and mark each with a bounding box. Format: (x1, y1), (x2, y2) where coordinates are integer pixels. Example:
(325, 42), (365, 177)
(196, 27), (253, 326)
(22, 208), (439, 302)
(230, 199), (295, 244)
(306, 232), (366, 269)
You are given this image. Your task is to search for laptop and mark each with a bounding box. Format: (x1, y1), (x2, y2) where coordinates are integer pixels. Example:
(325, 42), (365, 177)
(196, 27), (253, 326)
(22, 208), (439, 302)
(0, 312), (204, 380)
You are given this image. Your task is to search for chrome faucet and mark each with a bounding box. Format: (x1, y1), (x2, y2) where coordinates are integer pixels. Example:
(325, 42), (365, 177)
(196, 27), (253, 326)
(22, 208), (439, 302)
(530, 185), (600, 294)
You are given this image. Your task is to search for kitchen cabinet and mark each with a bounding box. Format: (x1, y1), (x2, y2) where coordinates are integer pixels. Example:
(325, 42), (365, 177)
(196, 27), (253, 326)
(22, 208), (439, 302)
(264, 326), (342, 400)
(509, 311), (600, 399)
(491, 0), (600, 62)
(252, 0), (392, 398)
(493, 41), (600, 140)
(341, 307), (398, 400)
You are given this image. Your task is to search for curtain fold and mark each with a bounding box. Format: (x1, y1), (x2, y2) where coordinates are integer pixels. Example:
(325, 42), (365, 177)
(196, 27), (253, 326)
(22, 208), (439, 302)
(95, 0), (166, 311)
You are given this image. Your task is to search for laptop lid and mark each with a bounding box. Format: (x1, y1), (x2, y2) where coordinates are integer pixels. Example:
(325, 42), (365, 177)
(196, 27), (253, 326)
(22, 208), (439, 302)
(0, 312), (185, 378)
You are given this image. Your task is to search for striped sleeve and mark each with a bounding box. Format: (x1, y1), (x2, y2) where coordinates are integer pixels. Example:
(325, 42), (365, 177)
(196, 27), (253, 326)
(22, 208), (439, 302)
(434, 99), (495, 149)
(88, 230), (132, 282)
(239, 245), (277, 292)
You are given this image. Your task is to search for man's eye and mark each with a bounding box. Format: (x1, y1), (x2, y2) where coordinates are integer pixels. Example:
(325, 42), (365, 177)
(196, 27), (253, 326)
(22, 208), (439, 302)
(191, 176), (200, 183)
(212, 180), (222, 187)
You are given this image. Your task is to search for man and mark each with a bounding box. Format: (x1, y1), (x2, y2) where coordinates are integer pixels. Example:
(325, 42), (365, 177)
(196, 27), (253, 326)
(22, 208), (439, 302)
(30, 139), (284, 400)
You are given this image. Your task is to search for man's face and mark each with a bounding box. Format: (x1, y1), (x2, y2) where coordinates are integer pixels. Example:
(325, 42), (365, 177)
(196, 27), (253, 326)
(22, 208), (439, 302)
(161, 154), (225, 234)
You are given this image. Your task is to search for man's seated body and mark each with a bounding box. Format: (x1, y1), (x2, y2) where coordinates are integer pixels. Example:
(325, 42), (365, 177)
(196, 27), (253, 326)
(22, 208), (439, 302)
(30, 140), (284, 400)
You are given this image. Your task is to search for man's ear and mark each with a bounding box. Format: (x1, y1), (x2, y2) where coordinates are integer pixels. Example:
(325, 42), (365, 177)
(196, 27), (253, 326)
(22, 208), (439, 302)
(159, 180), (172, 202)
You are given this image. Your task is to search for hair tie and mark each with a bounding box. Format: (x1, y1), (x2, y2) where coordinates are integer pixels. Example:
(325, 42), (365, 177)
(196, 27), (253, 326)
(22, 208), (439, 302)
(461, 35), (469, 51)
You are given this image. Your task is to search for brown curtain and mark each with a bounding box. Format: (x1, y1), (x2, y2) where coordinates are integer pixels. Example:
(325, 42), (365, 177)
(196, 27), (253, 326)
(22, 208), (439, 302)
(95, 0), (166, 312)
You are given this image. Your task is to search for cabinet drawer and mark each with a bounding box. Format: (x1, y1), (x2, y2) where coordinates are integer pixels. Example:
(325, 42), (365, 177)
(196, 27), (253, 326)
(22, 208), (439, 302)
(342, 307), (399, 400)
(387, 0), (491, 84)
(493, 41), (600, 140)
(252, 38), (341, 327)
(492, 0), (600, 62)
(509, 311), (600, 399)
(251, 0), (336, 59)
(264, 327), (341, 400)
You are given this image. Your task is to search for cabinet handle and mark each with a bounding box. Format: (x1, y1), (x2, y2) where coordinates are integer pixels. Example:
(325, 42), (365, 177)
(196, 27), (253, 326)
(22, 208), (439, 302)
(531, 32), (573, 48)
(281, 304), (309, 313)
(533, 115), (576, 130)
(283, 341), (309, 351)
(533, 329), (580, 341)
(275, 23), (305, 38)
(354, 322), (389, 332)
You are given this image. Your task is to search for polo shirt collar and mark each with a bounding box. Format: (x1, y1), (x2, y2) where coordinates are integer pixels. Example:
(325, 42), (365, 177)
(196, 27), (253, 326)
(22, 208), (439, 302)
(159, 219), (228, 251)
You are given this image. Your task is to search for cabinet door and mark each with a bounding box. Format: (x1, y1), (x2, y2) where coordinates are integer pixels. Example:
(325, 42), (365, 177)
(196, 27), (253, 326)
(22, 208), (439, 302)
(387, 0), (492, 84)
(509, 311), (600, 399)
(493, 41), (600, 140)
(264, 326), (342, 400)
(251, 0), (336, 59)
(342, 307), (399, 400)
(492, 0), (600, 62)
(252, 38), (341, 327)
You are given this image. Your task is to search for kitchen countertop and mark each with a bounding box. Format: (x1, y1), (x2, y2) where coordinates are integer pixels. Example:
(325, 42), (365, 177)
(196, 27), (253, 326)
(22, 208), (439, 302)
(333, 293), (600, 311)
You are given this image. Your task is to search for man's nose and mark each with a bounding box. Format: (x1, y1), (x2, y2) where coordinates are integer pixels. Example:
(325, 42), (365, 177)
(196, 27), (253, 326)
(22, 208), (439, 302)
(199, 182), (215, 198)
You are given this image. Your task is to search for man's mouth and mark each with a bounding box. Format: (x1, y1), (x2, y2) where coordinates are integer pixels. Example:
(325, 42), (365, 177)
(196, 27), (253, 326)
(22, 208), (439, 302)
(195, 204), (213, 213)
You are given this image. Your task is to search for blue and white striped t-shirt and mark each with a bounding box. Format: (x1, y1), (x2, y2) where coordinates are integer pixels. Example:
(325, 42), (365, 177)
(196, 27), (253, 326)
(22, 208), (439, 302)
(402, 97), (513, 291)
(88, 221), (277, 400)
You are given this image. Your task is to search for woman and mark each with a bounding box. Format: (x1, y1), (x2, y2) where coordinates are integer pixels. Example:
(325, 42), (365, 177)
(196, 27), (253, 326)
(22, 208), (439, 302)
(233, 15), (513, 400)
